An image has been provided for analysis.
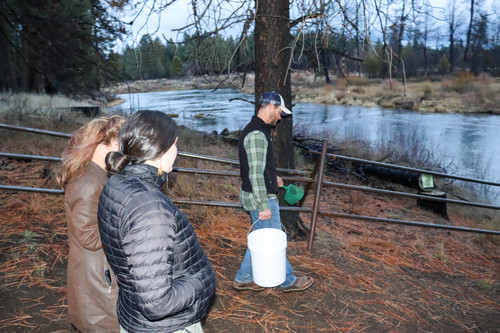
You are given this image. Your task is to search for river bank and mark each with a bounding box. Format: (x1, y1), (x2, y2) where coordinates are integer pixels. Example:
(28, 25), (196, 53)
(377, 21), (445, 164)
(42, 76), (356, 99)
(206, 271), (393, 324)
(104, 71), (500, 114)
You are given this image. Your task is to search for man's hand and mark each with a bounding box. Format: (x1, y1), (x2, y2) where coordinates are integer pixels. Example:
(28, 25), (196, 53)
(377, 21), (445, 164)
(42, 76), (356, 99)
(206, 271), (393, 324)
(258, 209), (272, 220)
(277, 176), (283, 188)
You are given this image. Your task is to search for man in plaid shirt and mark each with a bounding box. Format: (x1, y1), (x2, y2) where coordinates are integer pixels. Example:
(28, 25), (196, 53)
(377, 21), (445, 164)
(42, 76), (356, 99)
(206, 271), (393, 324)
(234, 91), (314, 293)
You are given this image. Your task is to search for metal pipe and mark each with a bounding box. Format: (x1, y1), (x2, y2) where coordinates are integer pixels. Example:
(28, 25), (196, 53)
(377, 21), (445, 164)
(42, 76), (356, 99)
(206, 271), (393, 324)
(0, 152), (304, 179)
(0, 122), (495, 184)
(322, 180), (500, 210)
(308, 140), (328, 250)
(173, 167), (239, 177)
(0, 184), (64, 194)
(2, 152), (498, 210)
(1, 185), (497, 235)
(0, 123), (72, 138)
(311, 151), (500, 187)
(178, 151), (306, 175)
(278, 176), (500, 210)
(298, 154), (321, 207)
(0, 152), (62, 162)
(281, 175), (315, 183)
(173, 199), (242, 208)
(178, 151), (239, 165)
(0, 123), (307, 175)
(318, 211), (500, 235)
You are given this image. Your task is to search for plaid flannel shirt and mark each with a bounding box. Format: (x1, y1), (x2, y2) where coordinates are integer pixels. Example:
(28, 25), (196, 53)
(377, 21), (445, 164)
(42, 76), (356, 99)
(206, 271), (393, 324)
(240, 130), (276, 212)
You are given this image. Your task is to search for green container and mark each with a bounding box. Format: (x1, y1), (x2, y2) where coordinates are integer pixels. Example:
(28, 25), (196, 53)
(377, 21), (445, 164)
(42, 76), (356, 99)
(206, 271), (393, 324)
(282, 184), (304, 205)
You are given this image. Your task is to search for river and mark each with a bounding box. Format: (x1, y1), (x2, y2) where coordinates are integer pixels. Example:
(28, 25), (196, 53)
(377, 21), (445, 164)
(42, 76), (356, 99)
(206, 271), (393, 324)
(109, 88), (500, 204)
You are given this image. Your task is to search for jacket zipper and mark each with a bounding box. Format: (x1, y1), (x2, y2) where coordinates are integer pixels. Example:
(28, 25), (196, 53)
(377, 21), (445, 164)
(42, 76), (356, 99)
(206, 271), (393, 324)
(105, 267), (112, 294)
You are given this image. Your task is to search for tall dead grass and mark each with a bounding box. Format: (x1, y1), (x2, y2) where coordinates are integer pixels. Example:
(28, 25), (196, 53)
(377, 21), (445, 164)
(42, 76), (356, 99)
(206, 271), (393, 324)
(0, 93), (98, 122)
(289, 71), (500, 113)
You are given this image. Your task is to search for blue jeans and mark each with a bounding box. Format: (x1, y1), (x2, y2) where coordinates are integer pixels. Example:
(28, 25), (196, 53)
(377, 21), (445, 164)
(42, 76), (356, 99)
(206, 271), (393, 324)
(235, 197), (296, 288)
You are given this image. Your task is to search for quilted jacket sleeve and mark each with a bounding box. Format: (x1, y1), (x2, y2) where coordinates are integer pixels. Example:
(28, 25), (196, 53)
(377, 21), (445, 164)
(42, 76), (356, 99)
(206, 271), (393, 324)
(121, 194), (200, 321)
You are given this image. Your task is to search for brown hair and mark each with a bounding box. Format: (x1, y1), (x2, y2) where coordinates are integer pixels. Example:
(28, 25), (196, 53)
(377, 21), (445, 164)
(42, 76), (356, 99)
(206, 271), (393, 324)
(57, 115), (124, 189)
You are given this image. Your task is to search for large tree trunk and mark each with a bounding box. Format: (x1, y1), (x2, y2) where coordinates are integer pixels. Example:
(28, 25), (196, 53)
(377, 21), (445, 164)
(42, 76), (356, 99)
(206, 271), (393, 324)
(254, 0), (301, 237)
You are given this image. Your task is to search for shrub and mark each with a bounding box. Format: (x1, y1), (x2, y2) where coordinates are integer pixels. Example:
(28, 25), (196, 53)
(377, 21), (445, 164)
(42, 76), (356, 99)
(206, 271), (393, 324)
(362, 53), (382, 78)
(322, 84), (335, 92)
(351, 86), (365, 94)
(381, 79), (403, 93)
(170, 56), (184, 76)
(422, 81), (433, 99)
(346, 74), (367, 86)
(450, 70), (476, 93)
(437, 54), (450, 74)
(336, 79), (347, 91)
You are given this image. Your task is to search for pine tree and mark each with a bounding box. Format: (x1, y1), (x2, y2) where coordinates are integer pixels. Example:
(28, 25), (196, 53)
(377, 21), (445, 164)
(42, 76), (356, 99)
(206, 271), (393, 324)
(438, 54), (451, 74)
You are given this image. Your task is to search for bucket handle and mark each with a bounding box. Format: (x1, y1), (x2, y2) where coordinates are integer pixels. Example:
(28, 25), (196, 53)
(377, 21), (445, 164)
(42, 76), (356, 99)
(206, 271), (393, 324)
(247, 219), (287, 236)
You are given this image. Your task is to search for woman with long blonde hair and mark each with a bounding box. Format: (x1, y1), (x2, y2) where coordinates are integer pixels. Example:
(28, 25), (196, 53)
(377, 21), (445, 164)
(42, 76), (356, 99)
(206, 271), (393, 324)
(58, 115), (124, 332)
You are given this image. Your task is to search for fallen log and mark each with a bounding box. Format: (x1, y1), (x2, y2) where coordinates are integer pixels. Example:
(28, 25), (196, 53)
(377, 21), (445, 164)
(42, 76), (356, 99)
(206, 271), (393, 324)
(360, 164), (448, 219)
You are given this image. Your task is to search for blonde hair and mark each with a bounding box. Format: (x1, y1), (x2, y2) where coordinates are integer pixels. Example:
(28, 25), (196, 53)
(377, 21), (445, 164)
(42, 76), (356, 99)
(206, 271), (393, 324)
(57, 115), (124, 189)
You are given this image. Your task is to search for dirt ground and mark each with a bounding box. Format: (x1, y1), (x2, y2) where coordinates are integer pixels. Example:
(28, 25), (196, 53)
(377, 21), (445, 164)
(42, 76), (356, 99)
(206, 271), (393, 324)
(0, 119), (499, 333)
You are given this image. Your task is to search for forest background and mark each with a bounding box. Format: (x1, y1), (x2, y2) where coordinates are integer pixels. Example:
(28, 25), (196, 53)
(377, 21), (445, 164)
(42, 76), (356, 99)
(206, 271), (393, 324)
(0, 0), (499, 96)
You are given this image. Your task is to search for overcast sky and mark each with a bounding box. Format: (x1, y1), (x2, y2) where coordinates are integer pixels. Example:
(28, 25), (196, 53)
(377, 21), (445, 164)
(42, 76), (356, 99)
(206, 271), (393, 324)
(113, 0), (498, 52)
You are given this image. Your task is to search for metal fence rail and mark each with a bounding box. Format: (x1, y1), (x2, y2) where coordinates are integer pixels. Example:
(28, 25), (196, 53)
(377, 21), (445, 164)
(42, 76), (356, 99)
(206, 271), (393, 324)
(0, 124), (307, 176)
(311, 151), (500, 187)
(2, 185), (498, 236)
(0, 184), (64, 194)
(3, 152), (499, 211)
(1, 123), (499, 247)
(1, 122), (492, 184)
(0, 123), (72, 138)
(0, 152), (62, 162)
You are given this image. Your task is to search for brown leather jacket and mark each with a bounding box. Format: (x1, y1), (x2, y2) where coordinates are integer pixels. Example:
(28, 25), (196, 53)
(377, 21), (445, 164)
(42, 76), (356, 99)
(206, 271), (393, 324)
(64, 161), (119, 332)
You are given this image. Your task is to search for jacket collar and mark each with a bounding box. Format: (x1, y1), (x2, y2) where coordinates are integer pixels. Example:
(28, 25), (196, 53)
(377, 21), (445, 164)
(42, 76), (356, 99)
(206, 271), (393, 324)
(88, 160), (109, 184)
(121, 164), (168, 188)
(251, 115), (271, 132)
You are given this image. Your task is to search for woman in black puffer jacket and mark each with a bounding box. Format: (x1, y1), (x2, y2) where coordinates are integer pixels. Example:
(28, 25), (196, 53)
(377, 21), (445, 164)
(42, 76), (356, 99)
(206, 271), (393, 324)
(98, 110), (216, 333)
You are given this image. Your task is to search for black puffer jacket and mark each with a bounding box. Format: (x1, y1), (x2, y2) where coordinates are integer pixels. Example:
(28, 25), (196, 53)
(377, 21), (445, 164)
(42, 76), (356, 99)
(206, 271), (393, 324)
(98, 164), (216, 332)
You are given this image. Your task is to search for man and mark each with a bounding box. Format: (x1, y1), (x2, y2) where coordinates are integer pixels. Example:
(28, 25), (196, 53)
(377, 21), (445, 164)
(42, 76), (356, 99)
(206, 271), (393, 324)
(234, 91), (315, 292)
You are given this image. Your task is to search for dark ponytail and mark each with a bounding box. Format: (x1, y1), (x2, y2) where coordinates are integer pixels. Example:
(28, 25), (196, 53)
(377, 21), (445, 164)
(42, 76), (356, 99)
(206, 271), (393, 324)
(106, 110), (177, 174)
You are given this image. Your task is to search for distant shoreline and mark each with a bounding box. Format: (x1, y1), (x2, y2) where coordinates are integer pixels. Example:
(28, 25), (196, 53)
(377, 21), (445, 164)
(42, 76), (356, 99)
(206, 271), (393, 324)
(103, 72), (500, 114)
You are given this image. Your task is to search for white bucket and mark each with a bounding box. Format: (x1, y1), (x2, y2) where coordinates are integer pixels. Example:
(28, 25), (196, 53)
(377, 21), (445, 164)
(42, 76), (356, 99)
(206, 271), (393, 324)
(247, 227), (287, 287)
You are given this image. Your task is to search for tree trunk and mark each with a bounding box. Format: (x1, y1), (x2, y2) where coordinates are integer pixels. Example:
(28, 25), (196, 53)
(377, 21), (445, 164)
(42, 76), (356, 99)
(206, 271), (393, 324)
(447, 0), (458, 73)
(254, 0), (301, 237)
(321, 49), (331, 84)
(423, 12), (429, 76)
(449, 30), (455, 73)
(464, 0), (475, 62)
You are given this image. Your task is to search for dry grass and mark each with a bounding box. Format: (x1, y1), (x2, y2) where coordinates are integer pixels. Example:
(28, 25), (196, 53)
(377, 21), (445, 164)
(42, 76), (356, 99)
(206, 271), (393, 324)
(288, 71), (500, 114)
(103, 74), (248, 98)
